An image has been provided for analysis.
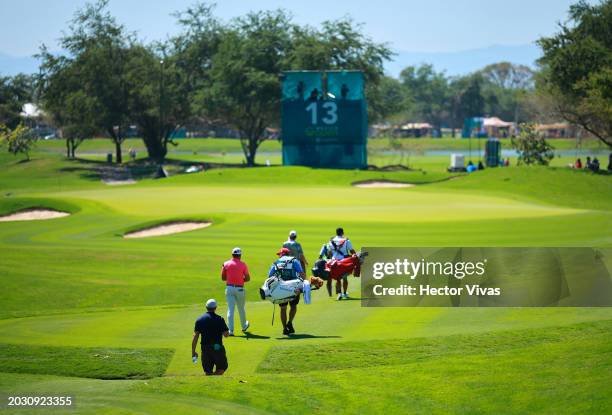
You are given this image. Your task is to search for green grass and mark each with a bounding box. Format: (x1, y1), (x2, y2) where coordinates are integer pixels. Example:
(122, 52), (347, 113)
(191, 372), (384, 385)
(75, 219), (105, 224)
(35, 136), (608, 154)
(0, 143), (610, 414)
(0, 344), (174, 379)
(257, 319), (612, 373)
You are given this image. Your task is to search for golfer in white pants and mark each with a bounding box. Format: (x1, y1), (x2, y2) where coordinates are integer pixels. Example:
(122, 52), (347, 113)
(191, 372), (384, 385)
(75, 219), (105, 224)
(221, 247), (251, 335)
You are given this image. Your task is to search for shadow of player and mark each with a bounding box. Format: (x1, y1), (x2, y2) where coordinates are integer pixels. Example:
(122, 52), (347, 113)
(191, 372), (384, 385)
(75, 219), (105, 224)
(277, 334), (342, 340)
(242, 332), (271, 340)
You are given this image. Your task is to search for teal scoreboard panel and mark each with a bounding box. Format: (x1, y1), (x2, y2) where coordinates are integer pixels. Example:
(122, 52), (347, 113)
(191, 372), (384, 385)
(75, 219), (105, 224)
(281, 71), (368, 169)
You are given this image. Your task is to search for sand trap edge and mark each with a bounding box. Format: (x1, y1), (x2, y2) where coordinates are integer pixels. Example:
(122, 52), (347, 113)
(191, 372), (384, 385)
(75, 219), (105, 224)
(352, 180), (415, 188)
(0, 208), (71, 222)
(124, 221), (212, 239)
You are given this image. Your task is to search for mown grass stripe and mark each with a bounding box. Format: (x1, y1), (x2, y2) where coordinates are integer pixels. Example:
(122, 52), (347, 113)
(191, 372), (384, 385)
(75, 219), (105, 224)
(257, 319), (612, 373)
(0, 344), (174, 379)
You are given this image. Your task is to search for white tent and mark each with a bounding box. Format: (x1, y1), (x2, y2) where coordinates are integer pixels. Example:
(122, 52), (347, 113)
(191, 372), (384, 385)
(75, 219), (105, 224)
(20, 103), (44, 119)
(482, 117), (513, 128)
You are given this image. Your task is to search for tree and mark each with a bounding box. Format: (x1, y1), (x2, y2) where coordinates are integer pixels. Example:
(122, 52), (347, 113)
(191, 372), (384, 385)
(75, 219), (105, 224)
(511, 124), (555, 165)
(195, 10), (293, 166)
(365, 75), (410, 123)
(37, 47), (97, 159)
(0, 123), (37, 161)
(0, 74), (34, 129)
(478, 63), (535, 124)
(480, 62), (534, 90)
(399, 64), (449, 134)
(125, 3), (223, 163)
(448, 74), (486, 136)
(537, 0), (612, 147)
(288, 17), (393, 122)
(194, 10), (393, 165)
(124, 45), (192, 163)
(38, 0), (132, 163)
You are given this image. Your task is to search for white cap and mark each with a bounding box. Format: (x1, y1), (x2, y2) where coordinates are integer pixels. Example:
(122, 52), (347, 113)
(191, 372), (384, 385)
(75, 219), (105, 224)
(206, 299), (217, 309)
(232, 247), (242, 255)
(289, 230), (297, 238)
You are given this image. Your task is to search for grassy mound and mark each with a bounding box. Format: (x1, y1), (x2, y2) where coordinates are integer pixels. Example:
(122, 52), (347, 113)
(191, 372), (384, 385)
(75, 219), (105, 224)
(0, 343), (174, 379)
(433, 166), (612, 211)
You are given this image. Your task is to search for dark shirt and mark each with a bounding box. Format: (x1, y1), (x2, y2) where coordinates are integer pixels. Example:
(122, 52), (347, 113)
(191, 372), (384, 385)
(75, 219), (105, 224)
(194, 311), (229, 347)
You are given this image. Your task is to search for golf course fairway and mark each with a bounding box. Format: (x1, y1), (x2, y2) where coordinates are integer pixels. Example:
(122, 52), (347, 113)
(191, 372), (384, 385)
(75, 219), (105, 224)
(0, 150), (611, 414)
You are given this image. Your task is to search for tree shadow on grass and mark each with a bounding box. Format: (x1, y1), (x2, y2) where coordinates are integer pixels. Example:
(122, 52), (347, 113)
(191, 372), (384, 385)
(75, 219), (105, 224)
(55, 156), (272, 184)
(277, 334), (342, 340)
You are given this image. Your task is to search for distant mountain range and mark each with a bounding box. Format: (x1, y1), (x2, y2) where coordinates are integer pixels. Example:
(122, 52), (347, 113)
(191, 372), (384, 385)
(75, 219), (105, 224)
(0, 43), (542, 78)
(385, 43), (542, 77)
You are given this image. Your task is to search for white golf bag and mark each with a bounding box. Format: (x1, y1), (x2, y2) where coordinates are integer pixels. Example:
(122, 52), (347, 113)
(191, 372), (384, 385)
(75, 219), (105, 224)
(260, 276), (304, 305)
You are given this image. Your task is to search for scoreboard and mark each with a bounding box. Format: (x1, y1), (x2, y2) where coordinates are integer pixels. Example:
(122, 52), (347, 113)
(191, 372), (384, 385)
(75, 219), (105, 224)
(281, 71), (368, 169)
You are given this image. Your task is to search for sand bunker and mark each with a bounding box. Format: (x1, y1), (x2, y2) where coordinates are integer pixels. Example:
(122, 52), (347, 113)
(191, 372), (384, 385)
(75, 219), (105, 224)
(124, 221), (211, 238)
(352, 180), (415, 188)
(103, 179), (136, 186)
(0, 208), (70, 222)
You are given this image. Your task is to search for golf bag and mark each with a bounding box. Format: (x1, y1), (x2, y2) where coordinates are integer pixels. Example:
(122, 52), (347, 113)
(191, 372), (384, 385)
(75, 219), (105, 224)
(312, 251), (369, 281)
(259, 275), (325, 305)
(311, 259), (330, 280)
(259, 276), (304, 305)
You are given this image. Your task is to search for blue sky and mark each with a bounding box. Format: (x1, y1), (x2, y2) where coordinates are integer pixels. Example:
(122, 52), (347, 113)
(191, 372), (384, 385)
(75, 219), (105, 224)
(0, 0), (590, 75)
(0, 0), (582, 55)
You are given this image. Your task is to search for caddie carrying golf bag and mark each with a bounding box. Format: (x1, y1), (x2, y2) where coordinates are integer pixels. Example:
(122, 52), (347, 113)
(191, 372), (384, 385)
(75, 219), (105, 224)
(259, 255), (304, 304)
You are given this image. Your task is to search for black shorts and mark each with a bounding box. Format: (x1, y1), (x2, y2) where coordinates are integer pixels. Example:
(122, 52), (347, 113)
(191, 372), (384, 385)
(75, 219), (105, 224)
(279, 295), (300, 307)
(202, 344), (228, 375)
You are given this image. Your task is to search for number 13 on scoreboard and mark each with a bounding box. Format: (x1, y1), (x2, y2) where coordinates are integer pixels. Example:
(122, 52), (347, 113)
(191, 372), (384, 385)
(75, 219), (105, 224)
(305, 102), (338, 125)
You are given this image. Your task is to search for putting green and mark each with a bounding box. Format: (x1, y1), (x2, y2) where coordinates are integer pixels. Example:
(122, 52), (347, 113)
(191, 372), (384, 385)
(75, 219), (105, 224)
(55, 184), (581, 222)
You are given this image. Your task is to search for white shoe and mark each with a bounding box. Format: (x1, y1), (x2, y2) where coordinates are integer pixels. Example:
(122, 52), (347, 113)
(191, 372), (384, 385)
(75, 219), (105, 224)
(242, 321), (250, 332)
(337, 293), (343, 301)
(228, 332), (234, 336)
(343, 293), (349, 299)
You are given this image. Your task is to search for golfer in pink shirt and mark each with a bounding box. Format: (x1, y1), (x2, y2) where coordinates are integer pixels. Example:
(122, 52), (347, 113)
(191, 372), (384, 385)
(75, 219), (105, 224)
(221, 247), (251, 335)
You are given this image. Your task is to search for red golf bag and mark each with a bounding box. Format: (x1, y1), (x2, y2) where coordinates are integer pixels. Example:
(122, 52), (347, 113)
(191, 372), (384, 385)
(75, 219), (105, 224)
(312, 251), (368, 281)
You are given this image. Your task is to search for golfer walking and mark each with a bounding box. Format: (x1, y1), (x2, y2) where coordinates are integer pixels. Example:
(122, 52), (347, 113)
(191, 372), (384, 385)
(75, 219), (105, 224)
(192, 299), (229, 376)
(222, 247), (250, 335)
(282, 230), (307, 271)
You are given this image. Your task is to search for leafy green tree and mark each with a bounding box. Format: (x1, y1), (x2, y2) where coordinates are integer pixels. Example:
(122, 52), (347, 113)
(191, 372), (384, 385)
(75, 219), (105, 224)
(368, 75), (411, 123)
(38, 0), (131, 163)
(399, 64), (449, 134)
(193, 9), (393, 165)
(170, 2), (223, 96)
(123, 45), (192, 163)
(478, 63), (534, 123)
(124, 3), (223, 163)
(288, 17), (393, 122)
(479, 62), (534, 90)
(0, 74), (35, 129)
(537, 0), (612, 147)
(37, 48), (98, 159)
(0, 123), (37, 161)
(448, 74), (486, 136)
(511, 124), (555, 165)
(195, 10), (293, 166)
